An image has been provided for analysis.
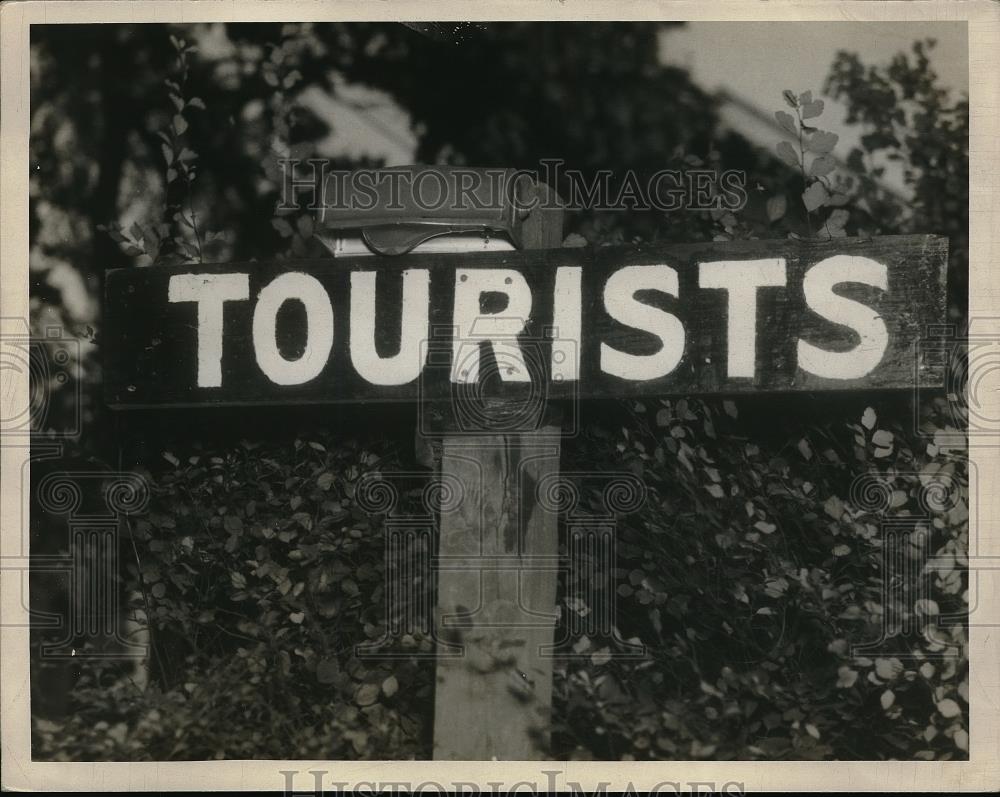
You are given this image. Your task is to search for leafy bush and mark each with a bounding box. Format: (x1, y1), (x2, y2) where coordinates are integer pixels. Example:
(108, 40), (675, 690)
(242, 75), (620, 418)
(34, 427), (434, 760)
(551, 395), (968, 760)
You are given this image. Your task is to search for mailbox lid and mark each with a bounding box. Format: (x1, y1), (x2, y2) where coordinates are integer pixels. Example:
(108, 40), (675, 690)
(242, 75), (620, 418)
(317, 165), (533, 255)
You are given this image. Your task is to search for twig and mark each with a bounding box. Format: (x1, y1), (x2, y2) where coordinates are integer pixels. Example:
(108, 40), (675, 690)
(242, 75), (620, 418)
(796, 106), (813, 237)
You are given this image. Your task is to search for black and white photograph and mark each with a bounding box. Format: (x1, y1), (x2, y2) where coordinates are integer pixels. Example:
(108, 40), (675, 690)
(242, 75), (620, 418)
(1, 1), (997, 792)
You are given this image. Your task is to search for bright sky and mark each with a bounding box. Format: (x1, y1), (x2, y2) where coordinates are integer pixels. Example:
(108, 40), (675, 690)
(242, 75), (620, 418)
(659, 22), (968, 100)
(658, 22), (968, 194)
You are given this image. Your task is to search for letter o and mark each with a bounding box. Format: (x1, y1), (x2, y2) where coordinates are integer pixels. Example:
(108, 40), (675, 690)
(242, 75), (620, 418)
(252, 272), (333, 385)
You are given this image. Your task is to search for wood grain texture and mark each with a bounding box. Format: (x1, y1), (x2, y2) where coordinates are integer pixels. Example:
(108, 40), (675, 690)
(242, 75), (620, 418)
(432, 189), (563, 760)
(432, 430), (562, 759)
(104, 234), (948, 408)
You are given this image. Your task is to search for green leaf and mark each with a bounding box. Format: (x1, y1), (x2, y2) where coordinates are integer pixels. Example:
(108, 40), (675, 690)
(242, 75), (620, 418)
(872, 429), (894, 448)
(172, 114), (188, 135)
(825, 208), (849, 237)
(810, 154), (837, 177)
(875, 657), (903, 680)
(800, 98), (825, 119)
(824, 495), (845, 519)
(776, 140), (799, 168)
(806, 130), (839, 154)
(936, 698), (961, 719)
(915, 598), (940, 617)
(861, 407), (877, 430)
(782, 89), (798, 108)
(381, 675), (399, 697)
(766, 195), (787, 222)
(774, 110), (798, 136)
(836, 666), (858, 688)
(355, 683), (380, 706)
(802, 181), (829, 212)
(187, 97), (206, 110)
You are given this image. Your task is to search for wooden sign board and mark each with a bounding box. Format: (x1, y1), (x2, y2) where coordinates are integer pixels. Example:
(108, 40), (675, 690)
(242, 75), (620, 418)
(104, 235), (948, 409)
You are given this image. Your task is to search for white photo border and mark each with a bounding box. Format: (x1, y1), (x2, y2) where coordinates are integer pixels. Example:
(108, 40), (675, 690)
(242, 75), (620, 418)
(2, 1), (997, 791)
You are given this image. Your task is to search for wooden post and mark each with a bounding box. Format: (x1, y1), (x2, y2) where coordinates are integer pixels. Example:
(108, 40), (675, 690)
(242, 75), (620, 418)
(432, 185), (564, 759)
